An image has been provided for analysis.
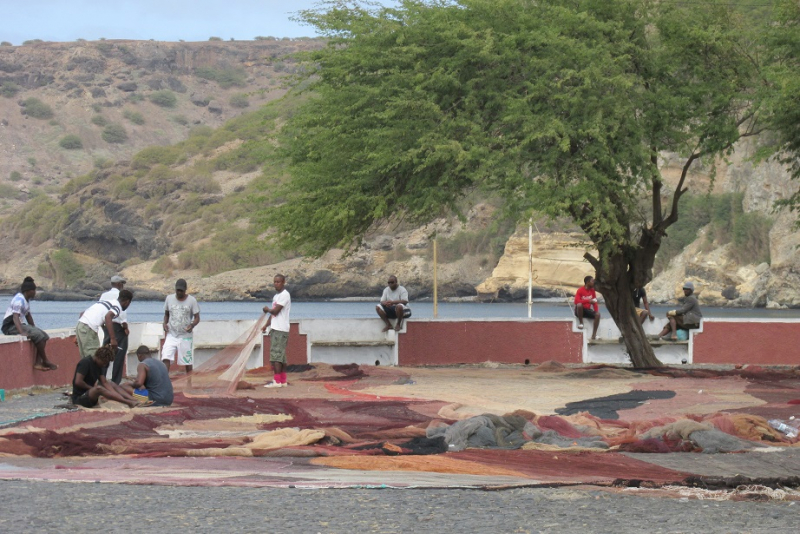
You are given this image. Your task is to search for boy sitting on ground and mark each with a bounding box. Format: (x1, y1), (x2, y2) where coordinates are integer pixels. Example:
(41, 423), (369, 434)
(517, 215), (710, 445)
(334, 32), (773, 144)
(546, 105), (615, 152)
(71, 346), (148, 408)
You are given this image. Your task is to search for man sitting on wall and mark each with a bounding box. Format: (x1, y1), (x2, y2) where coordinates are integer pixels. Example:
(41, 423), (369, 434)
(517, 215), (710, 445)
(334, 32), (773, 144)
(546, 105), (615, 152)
(574, 275), (601, 340)
(656, 281), (703, 341)
(376, 275), (411, 332)
(2, 276), (57, 371)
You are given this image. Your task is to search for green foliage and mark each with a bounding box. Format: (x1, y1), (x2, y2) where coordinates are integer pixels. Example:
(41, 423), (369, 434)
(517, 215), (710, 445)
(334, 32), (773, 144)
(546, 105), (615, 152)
(151, 255), (176, 275)
(149, 90), (177, 108)
(48, 249), (85, 288)
(93, 157), (112, 169)
(655, 193), (773, 272)
(20, 97), (53, 119)
(654, 195), (713, 273)
(434, 219), (517, 265)
(111, 175), (138, 200)
(9, 171), (22, 182)
(123, 109), (145, 125)
(102, 123), (128, 143)
(22, 39), (43, 45)
(0, 183), (21, 200)
(0, 41), (12, 46)
(229, 93), (249, 108)
(0, 81), (20, 97)
(194, 66), (247, 88)
(61, 172), (95, 195)
(131, 146), (182, 169)
(208, 36), (223, 41)
(8, 196), (74, 245)
(91, 114), (107, 126)
(177, 226), (284, 276)
(58, 134), (83, 149)
(172, 114), (189, 125)
(27, 157), (36, 167)
(732, 212), (772, 265)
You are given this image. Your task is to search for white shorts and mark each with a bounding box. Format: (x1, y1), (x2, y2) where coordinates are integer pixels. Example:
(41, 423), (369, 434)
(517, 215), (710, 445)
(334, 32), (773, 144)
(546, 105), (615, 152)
(162, 333), (194, 366)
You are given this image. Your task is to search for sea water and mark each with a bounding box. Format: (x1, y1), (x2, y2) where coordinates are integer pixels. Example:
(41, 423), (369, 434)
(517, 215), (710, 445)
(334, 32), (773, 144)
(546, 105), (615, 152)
(11, 299), (800, 331)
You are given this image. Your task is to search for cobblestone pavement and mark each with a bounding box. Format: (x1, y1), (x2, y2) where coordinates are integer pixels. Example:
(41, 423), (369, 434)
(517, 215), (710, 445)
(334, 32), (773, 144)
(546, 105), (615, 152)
(0, 480), (795, 533)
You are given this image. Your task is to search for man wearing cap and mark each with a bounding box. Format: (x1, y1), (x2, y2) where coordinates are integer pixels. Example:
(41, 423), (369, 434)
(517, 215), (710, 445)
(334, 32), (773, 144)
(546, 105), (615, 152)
(77, 290), (134, 359)
(2, 276), (57, 371)
(162, 279), (200, 374)
(100, 275), (129, 384)
(656, 281), (703, 341)
(122, 345), (173, 406)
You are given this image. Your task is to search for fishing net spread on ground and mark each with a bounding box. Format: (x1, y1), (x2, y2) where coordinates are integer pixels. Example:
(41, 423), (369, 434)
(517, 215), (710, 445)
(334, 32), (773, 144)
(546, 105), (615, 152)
(1, 359), (799, 492)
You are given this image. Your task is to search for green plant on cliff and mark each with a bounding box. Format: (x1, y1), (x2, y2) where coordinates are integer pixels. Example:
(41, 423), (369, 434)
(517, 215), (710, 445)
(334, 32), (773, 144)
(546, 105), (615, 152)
(1, 81), (20, 98)
(149, 90), (177, 108)
(194, 66), (247, 89)
(123, 109), (145, 125)
(58, 134), (83, 150)
(102, 123), (128, 144)
(45, 249), (85, 289)
(20, 97), (53, 119)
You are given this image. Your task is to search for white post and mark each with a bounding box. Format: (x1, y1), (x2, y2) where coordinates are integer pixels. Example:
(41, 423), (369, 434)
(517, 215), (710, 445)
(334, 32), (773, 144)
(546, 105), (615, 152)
(528, 219), (533, 319)
(433, 238), (438, 319)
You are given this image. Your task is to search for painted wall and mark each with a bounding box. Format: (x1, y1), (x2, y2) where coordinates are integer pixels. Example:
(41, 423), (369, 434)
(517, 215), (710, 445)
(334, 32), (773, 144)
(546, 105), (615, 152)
(398, 320), (583, 366)
(261, 323), (308, 366)
(693, 320), (800, 365)
(0, 330), (79, 390)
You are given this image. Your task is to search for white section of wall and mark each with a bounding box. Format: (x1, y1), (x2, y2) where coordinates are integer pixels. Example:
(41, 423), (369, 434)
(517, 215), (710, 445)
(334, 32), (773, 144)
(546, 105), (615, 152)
(575, 317), (695, 365)
(299, 318), (400, 366)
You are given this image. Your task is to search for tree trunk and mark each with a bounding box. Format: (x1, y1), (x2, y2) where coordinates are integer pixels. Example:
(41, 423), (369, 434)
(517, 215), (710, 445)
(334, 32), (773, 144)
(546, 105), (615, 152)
(595, 253), (663, 368)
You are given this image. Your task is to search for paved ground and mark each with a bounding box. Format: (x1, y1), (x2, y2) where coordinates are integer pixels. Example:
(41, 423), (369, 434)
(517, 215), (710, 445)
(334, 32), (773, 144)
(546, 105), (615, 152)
(0, 480), (794, 533)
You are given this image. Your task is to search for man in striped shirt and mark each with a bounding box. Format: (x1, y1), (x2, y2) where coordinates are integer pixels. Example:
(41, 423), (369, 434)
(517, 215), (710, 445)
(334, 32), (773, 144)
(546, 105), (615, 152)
(76, 290), (133, 359)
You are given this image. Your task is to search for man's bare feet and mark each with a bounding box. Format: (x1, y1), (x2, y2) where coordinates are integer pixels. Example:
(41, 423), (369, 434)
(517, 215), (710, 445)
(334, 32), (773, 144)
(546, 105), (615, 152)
(33, 364), (49, 371)
(382, 324), (391, 332)
(394, 323), (403, 331)
(44, 362), (58, 370)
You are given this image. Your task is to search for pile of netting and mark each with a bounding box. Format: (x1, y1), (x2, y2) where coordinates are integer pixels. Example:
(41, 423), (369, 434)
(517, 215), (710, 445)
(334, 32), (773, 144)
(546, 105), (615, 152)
(0, 393), (796, 459)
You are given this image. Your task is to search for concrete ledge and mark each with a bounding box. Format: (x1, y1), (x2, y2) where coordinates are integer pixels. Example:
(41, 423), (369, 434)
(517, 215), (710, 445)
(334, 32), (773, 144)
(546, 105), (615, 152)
(311, 340), (395, 347)
(588, 339), (689, 347)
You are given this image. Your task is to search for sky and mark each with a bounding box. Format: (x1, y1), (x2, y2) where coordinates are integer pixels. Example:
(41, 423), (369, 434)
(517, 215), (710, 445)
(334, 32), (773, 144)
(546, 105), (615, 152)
(2, 0), (394, 45)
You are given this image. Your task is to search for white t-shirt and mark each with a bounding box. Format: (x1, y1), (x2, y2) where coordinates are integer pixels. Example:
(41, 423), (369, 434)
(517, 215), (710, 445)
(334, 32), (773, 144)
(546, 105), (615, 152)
(164, 294), (200, 337)
(4, 293), (30, 322)
(79, 299), (121, 331)
(380, 285), (410, 307)
(100, 288), (127, 325)
(270, 290), (291, 332)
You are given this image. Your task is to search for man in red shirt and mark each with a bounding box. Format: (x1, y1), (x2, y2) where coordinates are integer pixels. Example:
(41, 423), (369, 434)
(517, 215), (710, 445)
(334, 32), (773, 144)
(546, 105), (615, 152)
(574, 275), (601, 340)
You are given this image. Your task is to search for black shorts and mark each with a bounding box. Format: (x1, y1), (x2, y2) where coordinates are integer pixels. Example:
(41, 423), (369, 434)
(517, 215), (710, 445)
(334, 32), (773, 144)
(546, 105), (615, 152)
(382, 305), (411, 319)
(72, 392), (98, 408)
(575, 307), (597, 319)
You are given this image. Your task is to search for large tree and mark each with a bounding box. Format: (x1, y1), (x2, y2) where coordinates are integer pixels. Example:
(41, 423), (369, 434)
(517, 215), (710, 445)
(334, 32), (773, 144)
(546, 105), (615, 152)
(263, 0), (767, 367)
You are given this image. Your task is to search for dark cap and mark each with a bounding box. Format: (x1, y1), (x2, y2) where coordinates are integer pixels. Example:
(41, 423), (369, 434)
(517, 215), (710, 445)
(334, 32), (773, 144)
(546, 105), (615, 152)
(175, 279), (187, 290)
(136, 345), (152, 355)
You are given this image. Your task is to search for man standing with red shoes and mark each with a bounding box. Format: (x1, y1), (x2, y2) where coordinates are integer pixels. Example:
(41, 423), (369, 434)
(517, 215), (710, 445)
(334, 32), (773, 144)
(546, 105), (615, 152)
(262, 274), (291, 388)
